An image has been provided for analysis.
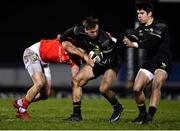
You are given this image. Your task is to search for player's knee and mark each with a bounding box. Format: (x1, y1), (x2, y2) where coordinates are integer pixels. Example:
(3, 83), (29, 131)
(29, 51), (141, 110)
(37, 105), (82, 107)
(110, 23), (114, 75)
(133, 84), (143, 93)
(133, 87), (143, 96)
(72, 78), (78, 86)
(79, 80), (87, 87)
(99, 86), (108, 94)
(152, 82), (161, 91)
(72, 77), (81, 87)
(154, 77), (165, 85)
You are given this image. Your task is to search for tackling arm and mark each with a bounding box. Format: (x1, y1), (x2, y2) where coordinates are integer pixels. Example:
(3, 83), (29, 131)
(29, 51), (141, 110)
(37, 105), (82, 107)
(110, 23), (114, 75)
(62, 41), (94, 67)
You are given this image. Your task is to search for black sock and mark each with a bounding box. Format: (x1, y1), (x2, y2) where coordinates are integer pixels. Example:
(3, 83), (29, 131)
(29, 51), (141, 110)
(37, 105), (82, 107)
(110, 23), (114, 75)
(110, 96), (122, 110)
(102, 94), (122, 110)
(73, 101), (81, 115)
(138, 104), (147, 115)
(148, 106), (156, 117)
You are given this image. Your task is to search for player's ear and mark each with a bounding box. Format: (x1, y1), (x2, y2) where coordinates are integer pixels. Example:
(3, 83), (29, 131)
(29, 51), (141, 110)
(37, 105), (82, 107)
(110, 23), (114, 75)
(148, 11), (152, 17)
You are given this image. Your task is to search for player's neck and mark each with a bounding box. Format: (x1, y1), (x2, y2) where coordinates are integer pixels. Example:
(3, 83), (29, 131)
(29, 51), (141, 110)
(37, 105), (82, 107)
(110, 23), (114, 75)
(145, 17), (154, 26)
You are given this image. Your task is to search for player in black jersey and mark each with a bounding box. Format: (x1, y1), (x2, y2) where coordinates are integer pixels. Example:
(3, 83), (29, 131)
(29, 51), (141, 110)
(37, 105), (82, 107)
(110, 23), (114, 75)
(123, 2), (172, 124)
(61, 17), (123, 122)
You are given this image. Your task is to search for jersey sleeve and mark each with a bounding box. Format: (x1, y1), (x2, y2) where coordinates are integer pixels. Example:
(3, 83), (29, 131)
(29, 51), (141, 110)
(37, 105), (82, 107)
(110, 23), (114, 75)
(60, 27), (76, 42)
(128, 28), (140, 42)
(130, 23), (168, 49)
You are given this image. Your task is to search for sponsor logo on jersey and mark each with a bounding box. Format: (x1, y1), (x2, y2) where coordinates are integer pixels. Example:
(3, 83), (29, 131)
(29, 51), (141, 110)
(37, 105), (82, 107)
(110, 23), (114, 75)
(161, 62), (167, 69)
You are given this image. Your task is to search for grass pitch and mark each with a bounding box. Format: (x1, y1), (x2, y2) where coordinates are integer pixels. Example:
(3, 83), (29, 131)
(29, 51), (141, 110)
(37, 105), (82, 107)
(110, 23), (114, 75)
(0, 97), (180, 130)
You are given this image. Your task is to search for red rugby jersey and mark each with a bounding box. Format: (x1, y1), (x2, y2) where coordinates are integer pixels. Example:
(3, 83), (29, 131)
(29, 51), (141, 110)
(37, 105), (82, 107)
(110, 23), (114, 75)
(39, 39), (72, 65)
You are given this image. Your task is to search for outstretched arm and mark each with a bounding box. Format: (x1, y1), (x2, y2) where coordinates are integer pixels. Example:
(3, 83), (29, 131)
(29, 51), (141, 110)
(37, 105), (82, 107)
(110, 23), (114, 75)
(62, 41), (94, 67)
(122, 36), (138, 48)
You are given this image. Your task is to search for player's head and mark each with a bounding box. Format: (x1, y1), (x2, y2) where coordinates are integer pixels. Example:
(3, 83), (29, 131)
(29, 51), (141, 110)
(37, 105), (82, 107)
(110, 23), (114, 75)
(82, 16), (99, 39)
(136, 2), (154, 24)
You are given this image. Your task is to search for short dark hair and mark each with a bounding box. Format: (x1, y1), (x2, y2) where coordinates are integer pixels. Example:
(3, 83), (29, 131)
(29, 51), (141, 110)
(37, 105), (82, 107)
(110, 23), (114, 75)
(82, 16), (99, 30)
(136, 2), (154, 16)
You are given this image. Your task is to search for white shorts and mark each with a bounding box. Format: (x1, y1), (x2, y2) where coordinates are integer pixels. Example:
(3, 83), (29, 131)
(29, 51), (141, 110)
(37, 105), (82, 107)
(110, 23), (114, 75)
(139, 68), (154, 81)
(23, 48), (51, 80)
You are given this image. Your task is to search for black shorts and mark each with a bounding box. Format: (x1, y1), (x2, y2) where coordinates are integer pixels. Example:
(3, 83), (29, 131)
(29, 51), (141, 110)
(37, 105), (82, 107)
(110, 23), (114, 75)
(141, 59), (171, 74)
(92, 63), (120, 78)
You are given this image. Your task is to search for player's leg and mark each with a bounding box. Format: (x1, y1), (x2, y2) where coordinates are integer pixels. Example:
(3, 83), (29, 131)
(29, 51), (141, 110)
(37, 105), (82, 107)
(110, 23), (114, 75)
(99, 69), (123, 122)
(14, 70), (46, 119)
(25, 71), (46, 102)
(71, 64), (80, 77)
(33, 66), (52, 101)
(32, 79), (51, 102)
(64, 64), (94, 121)
(148, 69), (167, 123)
(132, 68), (152, 124)
(13, 49), (46, 119)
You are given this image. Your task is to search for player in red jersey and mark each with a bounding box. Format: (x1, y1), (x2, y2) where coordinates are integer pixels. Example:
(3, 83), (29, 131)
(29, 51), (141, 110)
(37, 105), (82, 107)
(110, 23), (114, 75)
(12, 35), (94, 119)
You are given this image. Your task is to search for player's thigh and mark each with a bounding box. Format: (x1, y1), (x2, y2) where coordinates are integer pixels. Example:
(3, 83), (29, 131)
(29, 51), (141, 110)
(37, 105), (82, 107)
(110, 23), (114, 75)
(23, 49), (45, 83)
(40, 79), (52, 96)
(43, 65), (51, 81)
(41, 66), (52, 92)
(99, 69), (117, 92)
(71, 65), (80, 77)
(27, 63), (44, 81)
(75, 64), (94, 82)
(133, 69), (152, 91)
(101, 69), (117, 86)
(153, 69), (167, 84)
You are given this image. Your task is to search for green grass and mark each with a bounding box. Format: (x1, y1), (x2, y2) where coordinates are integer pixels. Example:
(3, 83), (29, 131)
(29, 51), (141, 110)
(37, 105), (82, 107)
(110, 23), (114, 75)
(0, 97), (180, 130)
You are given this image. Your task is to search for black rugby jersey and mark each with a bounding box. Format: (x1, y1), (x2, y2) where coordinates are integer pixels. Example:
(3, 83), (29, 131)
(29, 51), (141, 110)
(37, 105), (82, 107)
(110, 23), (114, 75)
(61, 26), (122, 67)
(129, 19), (172, 63)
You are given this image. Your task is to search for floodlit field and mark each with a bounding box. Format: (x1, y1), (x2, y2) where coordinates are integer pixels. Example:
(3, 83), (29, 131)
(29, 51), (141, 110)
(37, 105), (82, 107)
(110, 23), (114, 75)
(0, 97), (180, 130)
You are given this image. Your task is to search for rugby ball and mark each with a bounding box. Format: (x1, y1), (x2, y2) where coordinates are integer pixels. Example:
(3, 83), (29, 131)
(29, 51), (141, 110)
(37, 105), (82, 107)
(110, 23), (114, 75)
(89, 48), (103, 63)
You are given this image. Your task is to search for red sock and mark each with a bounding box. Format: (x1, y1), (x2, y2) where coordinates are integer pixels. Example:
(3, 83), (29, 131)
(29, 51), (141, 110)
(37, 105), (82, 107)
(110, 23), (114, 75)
(22, 97), (29, 109)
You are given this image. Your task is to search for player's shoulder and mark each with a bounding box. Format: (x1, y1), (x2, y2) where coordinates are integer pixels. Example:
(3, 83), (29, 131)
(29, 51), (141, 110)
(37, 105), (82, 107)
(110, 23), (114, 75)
(63, 26), (84, 35)
(153, 19), (168, 29)
(135, 24), (144, 32)
(74, 26), (86, 35)
(98, 28), (112, 41)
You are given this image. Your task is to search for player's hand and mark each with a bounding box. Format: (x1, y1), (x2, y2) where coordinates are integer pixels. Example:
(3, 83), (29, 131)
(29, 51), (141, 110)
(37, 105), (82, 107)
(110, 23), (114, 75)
(83, 55), (94, 67)
(122, 36), (138, 48)
(57, 34), (61, 40)
(123, 36), (132, 47)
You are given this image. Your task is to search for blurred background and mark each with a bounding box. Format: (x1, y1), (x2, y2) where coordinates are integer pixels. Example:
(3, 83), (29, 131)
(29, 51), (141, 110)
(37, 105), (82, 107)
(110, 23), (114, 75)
(0, 0), (180, 99)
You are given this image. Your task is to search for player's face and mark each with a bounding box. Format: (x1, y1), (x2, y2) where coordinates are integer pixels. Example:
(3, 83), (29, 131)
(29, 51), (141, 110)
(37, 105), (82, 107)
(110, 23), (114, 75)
(137, 9), (152, 24)
(85, 25), (99, 39)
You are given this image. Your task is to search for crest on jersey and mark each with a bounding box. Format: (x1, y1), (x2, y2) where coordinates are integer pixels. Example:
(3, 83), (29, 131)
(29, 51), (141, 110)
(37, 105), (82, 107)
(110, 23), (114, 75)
(160, 62), (167, 69)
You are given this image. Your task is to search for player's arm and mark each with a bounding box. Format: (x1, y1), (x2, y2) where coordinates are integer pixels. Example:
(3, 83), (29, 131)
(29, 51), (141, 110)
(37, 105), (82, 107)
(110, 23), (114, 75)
(123, 24), (166, 49)
(123, 36), (139, 48)
(122, 28), (140, 48)
(62, 41), (94, 67)
(106, 32), (117, 43)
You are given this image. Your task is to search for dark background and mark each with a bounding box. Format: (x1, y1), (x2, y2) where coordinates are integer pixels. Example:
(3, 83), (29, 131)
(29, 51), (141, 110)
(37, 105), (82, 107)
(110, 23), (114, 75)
(0, 0), (179, 64)
(154, 2), (180, 63)
(0, 0), (134, 65)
